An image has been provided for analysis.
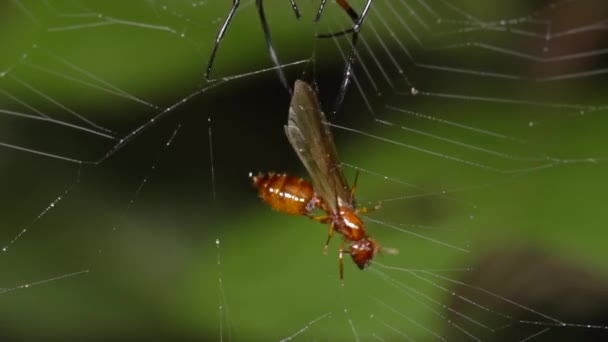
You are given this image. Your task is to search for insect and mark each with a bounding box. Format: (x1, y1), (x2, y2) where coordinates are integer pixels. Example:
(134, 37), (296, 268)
(252, 79), (392, 281)
(206, 0), (373, 111)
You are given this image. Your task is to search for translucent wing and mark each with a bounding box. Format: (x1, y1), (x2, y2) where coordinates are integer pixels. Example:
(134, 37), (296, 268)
(284, 80), (352, 213)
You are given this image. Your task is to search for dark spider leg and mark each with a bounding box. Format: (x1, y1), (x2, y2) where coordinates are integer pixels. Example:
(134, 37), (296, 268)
(256, 0), (296, 95)
(315, 0), (374, 114)
(332, 0), (374, 115)
(316, 0), (361, 38)
(289, 0), (302, 19)
(316, 0), (359, 24)
(335, 0), (360, 22)
(317, 27), (355, 39)
(205, 0), (240, 80)
(314, 0), (328, 23)
(206, 0), (300, 81)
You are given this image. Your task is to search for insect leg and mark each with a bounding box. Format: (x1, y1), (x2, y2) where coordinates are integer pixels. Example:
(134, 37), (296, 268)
(323, 221), (335, 255)
(339, 241), (345, 284)
(348, 168), (380, 214)
(338, 240), (351, 285)
(309, 215), (331, 226)
(350, 168), (360, 199)
(356, 201), (382, 215)
(205, 0), (241, 80)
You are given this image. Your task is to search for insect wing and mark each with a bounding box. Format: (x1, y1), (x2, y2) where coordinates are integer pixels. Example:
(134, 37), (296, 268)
(284, 80), (352, 212)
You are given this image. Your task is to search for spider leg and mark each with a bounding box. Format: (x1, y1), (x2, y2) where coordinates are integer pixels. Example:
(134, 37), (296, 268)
(289, 0), (302, 19)
(206, 0), (240, 80)
(316, 0), (359, 23)
(256, 0), (296, 95)
(332, 0), (373, 115)
(206, 0), (301, 85)
(314, 0), (374, 114)
(316, 28), (355, 39)
(314, 0), (328, 22)
(336, 0), (360, 22)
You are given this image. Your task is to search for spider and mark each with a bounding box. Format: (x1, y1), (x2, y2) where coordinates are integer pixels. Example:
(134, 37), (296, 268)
(205, 0), (374, 110)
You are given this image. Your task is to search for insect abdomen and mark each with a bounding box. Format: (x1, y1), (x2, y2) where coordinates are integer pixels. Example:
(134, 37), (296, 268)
(252, 173), (315, 216)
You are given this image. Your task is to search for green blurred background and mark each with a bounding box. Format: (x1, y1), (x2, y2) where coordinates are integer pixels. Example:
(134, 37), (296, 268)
(1, 1), (608, 340)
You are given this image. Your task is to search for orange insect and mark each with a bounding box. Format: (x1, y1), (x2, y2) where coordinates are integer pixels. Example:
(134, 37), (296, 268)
(252, 80), (393, 281)
(251, 172), (318, 216)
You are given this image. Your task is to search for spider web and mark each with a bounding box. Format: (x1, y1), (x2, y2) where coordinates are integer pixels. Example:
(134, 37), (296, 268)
(1, 0), (608, 340)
